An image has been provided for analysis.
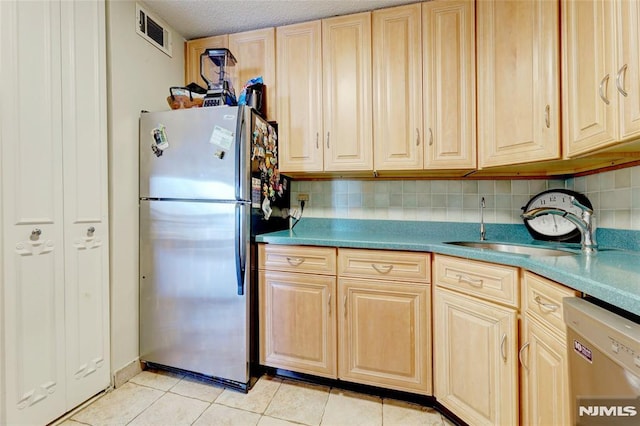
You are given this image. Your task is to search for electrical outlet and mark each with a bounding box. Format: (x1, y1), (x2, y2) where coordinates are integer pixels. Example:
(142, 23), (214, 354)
(297, 193), (309, 202)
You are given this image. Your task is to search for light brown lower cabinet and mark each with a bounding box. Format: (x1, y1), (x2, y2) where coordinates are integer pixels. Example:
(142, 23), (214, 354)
(258, 244), (337, 378)
(433, 286), (519, 425)
(338, 278), (431, 395)
(259, 244), (431, 394)
(259, 271), (337, 379)
(520, 271), (578, 426)
(259, 245), (579, 424)
(433, 254), (519, 426)
(520, 314), (570, 426)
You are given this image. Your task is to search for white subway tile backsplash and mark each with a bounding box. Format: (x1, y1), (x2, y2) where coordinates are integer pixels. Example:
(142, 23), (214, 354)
(511, 180), (530, 194)
(431, 181), (448, 194)
(462, 180), (479, 194)
(403, 180), (417, 193)
(448, 194), (463, 209)
(632, 167), (640, 186)
(290, 165), (640, 230)
(479, 180), (496, 194)
(601, 171), (615, 190)
(615, 169), (632, 188)
(402, 193), (417, 208)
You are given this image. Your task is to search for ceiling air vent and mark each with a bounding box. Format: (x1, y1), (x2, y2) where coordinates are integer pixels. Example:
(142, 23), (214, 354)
(136, 3), (172, 57)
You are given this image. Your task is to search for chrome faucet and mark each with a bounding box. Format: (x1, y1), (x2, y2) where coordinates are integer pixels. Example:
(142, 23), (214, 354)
(480, 197), (486, 241)
(521, 196), (598, 253)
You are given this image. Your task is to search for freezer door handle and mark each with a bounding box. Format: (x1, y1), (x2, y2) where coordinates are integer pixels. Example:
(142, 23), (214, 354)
(236, 203), (247, 295)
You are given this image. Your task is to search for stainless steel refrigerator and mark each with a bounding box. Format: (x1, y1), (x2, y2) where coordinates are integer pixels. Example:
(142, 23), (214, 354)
(139, 106), (290, 391)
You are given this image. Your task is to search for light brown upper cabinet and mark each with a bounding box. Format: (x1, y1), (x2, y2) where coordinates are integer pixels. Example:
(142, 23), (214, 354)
(373, 3), (423, 170)
(323, 12), (373, 172)
(276, 21), (324, 172)
(562, 0), (640, 157)
(184, 35), (228, 88)
(477, 0), (561, 168)
(229, 28), (276, 119)
(423, 0), (476, 170)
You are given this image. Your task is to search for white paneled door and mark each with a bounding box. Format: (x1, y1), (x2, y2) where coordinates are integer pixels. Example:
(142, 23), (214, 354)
(0, 1), (110, 424)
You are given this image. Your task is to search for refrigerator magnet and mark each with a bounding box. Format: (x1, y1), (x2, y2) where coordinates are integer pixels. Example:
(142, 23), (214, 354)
(209, 125), (234, 150)
(151, 124), (169, 151)
(262, 197), (272, 220)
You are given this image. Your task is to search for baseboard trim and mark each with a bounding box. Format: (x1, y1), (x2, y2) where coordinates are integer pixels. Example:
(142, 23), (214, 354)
(113, 358), (143, 388)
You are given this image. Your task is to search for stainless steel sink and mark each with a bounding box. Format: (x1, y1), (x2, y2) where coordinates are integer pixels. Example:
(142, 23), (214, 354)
(445, 241), (577, 257)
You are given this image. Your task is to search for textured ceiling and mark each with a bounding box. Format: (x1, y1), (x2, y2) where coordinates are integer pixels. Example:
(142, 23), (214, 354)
(146, 0), (422, 40)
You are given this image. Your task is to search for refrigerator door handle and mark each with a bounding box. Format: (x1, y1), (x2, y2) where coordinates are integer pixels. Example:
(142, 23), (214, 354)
(236, 107), (248, 201)
(236, 203), (247, 295)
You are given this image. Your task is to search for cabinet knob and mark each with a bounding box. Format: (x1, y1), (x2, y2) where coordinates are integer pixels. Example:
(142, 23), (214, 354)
(30, 228), (42, 240)
(87, 226), (96, 236)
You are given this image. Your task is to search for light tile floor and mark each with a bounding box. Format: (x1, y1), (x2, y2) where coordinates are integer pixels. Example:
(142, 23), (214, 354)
(57, 369), (456, 426)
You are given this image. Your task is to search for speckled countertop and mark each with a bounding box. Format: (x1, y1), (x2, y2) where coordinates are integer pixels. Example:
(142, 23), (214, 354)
(256, 218), (640, 317)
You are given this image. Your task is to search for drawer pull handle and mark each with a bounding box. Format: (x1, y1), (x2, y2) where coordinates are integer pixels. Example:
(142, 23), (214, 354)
(343, 295), (347, 315)
(286, 257), (305, 266)
(599, 74), (610, 105)
(500, 333), (507, 362)
(544, 104), (550, 128)
(328, 293), (331, 315)
(534, 295), (558, 312)
(616, 64), (628, 97)
(371, 264), (393, 274)
(456, 274), (483, 287)
(519, 342), (530, 371)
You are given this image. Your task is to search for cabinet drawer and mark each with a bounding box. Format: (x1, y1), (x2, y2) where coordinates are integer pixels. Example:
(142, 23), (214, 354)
(523, 271), (579, 333)
(338, 249), (430, 283)
(259, 244), (336, 275)
(433, 254), (519, 308)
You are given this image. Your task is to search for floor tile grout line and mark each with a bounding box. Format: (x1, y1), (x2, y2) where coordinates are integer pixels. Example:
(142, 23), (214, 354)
(260, 375), (283, 418)
(124, 387), (167, 426)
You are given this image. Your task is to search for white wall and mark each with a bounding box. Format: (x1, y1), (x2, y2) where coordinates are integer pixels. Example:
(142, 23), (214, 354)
(105, 0), (185, 374)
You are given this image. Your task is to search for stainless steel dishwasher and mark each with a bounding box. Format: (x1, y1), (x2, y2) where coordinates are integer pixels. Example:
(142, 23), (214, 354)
(564, 297), (640, 425)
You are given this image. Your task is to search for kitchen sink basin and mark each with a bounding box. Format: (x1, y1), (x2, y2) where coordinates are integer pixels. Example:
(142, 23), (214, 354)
(445, 241), (577, 257)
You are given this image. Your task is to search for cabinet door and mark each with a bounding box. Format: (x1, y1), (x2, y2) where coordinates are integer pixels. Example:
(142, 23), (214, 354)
(434, 287), (518, 426)
(322, 13), (373, 171)
(229, 28), (276, 119)
(184, 35), (228, 88)
(618, 0), (640, 140)
(1, 1), (67, 424)
(423, 0), (476, 169)
(276, 21), (324, 172)
(60, 0), (110, 408)
(339, 279), (431, 395)
(478, 0), (560, 167)
(562, 0), (617, 156)
(259, 271), (337, 378)
(372, 4), (423, 171)
(520, 315), (570, 426)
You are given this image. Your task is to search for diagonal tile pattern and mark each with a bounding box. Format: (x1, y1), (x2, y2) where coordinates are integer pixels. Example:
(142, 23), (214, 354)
(56, 369), (455, 426)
